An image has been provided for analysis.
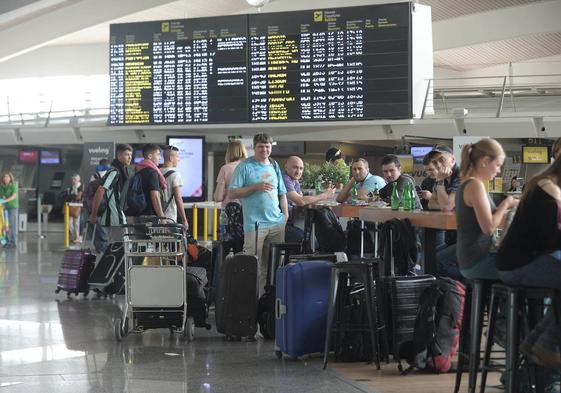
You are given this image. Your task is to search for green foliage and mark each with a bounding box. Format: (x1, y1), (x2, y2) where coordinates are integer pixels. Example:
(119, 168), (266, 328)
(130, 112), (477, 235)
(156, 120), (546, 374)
(301, 160), (350, 189)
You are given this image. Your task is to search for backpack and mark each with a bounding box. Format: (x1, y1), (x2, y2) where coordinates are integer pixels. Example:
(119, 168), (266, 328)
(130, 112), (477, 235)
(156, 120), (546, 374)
(399, 277), (466, 374)
(82, 173), (103, 215)
(125, 170), (147, 216)
(346, 219), (375, 256)
(378, 218), (419, 276)
(303, 206), (346, 253)
(224, 202), (244, 253)
(335, 284), (373, 362)
(160, 170), (176, 214)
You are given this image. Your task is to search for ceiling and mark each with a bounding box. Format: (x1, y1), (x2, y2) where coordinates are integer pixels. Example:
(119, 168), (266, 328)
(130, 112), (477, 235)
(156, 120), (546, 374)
(0, 0), (560, 72)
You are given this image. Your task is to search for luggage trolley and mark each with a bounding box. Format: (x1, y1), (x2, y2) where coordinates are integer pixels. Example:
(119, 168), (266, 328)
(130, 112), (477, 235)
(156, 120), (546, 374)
(115, 223), (195, 341)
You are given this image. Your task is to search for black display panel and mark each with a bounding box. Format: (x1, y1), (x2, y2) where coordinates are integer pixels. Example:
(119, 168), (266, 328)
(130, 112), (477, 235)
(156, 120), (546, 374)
(248, 3), (411, 122)
(109, 15), (248, 125)
(109, 3), (412, 125)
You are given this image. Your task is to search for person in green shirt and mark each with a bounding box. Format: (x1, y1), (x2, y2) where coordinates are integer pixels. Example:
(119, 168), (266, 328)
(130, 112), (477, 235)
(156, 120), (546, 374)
(0, 171), (18, 248)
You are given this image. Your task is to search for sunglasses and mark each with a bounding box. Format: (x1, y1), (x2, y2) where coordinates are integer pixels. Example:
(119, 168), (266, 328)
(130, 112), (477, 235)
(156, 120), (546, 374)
(164, 145), (179, 151)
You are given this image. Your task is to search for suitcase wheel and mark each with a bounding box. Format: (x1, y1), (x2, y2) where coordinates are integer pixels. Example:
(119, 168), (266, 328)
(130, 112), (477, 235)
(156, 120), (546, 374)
(275, 350), (283, 360)
(182, 317), (195, 342)
(114, 317), (129, 341)
(55, 287), (61, 294)
(83, 290), (89, 298)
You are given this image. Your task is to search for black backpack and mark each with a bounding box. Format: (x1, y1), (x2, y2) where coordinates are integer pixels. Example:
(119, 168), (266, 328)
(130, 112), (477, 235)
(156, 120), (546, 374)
(378, 218), (419, 276)
(303, 206), (346, 253)
(346, 219), (375, 256)
(125, 171), (146, 216)
(399, 277), (466, 374)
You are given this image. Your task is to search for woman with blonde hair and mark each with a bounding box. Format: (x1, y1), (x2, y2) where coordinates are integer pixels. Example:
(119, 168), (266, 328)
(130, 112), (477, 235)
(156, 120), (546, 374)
(67, 173), (83, 243)
(455, 138), (519, 279)
(0, 171), (19, 248)
(214, 140), (248, 247)
(214, 140), (248, 205)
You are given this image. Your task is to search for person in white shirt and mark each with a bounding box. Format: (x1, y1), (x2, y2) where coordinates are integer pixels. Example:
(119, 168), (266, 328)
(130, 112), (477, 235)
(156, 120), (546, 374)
(160, 145), (189, 228)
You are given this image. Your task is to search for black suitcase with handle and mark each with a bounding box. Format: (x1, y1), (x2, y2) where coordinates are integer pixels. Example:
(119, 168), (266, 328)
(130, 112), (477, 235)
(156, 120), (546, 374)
(215, 223), (259, 340)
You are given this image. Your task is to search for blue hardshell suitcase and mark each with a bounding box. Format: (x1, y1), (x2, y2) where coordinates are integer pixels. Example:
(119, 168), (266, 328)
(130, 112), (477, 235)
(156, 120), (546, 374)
(274, 260), (332, 359)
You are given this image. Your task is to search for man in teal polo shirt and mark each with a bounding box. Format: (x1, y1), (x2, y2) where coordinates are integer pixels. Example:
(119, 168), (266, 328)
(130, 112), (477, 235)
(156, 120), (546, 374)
(229, 133), (288, 297)
(0, 171), (18, 248)
(336, 158), (386, 203)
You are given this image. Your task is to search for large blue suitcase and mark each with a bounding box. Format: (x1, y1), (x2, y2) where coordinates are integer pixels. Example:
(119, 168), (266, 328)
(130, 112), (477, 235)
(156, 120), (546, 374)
(274, 260), (332, 359)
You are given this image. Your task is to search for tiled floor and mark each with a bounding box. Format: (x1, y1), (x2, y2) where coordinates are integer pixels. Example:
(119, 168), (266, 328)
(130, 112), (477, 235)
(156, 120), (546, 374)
(0, 233), (373, 393)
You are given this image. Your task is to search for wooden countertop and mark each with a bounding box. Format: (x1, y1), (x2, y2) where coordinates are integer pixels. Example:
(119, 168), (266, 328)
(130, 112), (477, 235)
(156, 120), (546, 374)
(359, 207), (457, 230)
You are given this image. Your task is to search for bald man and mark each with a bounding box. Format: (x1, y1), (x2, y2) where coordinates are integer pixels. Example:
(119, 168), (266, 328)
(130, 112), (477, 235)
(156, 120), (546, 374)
(282, 156), (334, 242)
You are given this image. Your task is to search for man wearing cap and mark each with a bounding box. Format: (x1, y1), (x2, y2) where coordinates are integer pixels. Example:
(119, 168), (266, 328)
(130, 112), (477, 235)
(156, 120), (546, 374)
(419, 145), (460, 212)
(325, 147), (343, 164)
(421, 145), (461, 280)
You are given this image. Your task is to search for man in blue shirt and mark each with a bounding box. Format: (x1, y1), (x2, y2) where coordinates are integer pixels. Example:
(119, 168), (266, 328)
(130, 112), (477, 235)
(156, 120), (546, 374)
(229, 133), (288, 296)
(336, 158), (386, 203)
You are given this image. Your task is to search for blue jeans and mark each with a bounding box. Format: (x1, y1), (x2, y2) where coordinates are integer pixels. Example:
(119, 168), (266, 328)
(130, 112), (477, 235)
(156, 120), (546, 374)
(460, 252), (500, 280)
(436, 244), (462, 281)
(499, 251), (561, 350)
(5, 208), (17, 244)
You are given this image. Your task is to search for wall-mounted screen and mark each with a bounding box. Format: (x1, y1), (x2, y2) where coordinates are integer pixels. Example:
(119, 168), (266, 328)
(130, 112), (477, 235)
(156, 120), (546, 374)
(166, 136), (205, 202)
(19, 150), (38, 164)
(522, 146), (549, 164)
(40, 150), (61, 165)
(410, 146), (432, 163)
(109, 3), (414, 125)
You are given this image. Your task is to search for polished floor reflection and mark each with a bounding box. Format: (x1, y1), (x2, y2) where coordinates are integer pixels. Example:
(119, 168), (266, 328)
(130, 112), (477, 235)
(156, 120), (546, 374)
(0, 233), (372, 393)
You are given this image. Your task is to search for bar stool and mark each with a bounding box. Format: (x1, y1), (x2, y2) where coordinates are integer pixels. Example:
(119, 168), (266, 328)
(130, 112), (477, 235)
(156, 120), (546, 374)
(454, 279), (496, 393)
(480, 283), (555, 393)
(322, 261), (383, 370)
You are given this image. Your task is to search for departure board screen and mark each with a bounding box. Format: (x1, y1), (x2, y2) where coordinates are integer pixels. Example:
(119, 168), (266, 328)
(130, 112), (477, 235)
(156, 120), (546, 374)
(248, 3), (411, 122)
(109, 3), (413, 125)
(109, 15), (248, 125)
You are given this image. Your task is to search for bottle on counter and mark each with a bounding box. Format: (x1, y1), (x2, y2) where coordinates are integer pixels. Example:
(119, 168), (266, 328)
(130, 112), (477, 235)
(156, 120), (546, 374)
(373, 183), (380, 202)
(390, 182), (400, 210)
(403, 182), (412, 211)
(351, 183), (358, 204)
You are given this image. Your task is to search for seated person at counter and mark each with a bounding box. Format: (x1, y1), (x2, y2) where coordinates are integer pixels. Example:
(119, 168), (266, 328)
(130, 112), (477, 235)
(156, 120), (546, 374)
(336, 158), (385, 203)
(379, 154), (422, 209)
(421, 147), (461, 280)
(325, 147), (344, 164)
(497, 156), (561, 368)
(456, 138), (518, 279)
(283, 156), (334, 242)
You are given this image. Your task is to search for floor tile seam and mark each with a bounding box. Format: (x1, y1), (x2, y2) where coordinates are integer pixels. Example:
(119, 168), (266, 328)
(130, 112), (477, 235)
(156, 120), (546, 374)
(308, 361), (380, 393)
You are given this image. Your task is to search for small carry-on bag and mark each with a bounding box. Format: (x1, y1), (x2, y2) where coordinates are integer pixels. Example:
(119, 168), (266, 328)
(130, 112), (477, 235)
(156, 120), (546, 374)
(56, 223), (96, 297)
(215, 223), (259, 340)
(258, 242), (303, 339)
(275, 259), (333, 359)
(88, 241), (125, 297)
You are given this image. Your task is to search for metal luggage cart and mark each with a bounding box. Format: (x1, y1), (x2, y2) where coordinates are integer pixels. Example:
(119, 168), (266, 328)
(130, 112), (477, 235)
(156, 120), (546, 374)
(114, 223), (194, 341)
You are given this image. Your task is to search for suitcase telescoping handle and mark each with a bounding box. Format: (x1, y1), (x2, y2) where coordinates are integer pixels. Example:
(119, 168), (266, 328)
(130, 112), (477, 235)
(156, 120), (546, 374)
(254, 221), (259, 257)
(82, 221), (96, 251)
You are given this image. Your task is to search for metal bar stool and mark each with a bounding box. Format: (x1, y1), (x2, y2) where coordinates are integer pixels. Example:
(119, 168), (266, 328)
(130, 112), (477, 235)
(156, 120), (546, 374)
(454, 279), (497, 393)
(480, 283), (555, 393)
(323, 261), (382, 370)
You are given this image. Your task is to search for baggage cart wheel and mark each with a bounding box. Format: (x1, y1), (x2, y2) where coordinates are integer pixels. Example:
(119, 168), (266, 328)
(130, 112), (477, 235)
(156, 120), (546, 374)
(182, 317), (195, 342)
(275, 351), (283, 360)
(115, 318), (123, 341)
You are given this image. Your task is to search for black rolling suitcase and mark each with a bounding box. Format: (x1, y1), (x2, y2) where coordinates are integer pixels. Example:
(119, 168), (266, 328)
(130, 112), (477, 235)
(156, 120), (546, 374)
(88, 242), (125, 297)
(215, 223), (259, 340)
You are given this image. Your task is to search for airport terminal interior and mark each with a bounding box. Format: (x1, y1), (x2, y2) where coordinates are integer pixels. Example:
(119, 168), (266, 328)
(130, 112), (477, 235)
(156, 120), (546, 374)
(1, 0), (561, 392)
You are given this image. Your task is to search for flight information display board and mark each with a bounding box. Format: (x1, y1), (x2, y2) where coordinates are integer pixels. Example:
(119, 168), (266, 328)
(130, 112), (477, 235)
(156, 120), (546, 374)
(248, 3), (411, 122)
(109, 15), (248, 125)
(109, 3), (413, 125)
